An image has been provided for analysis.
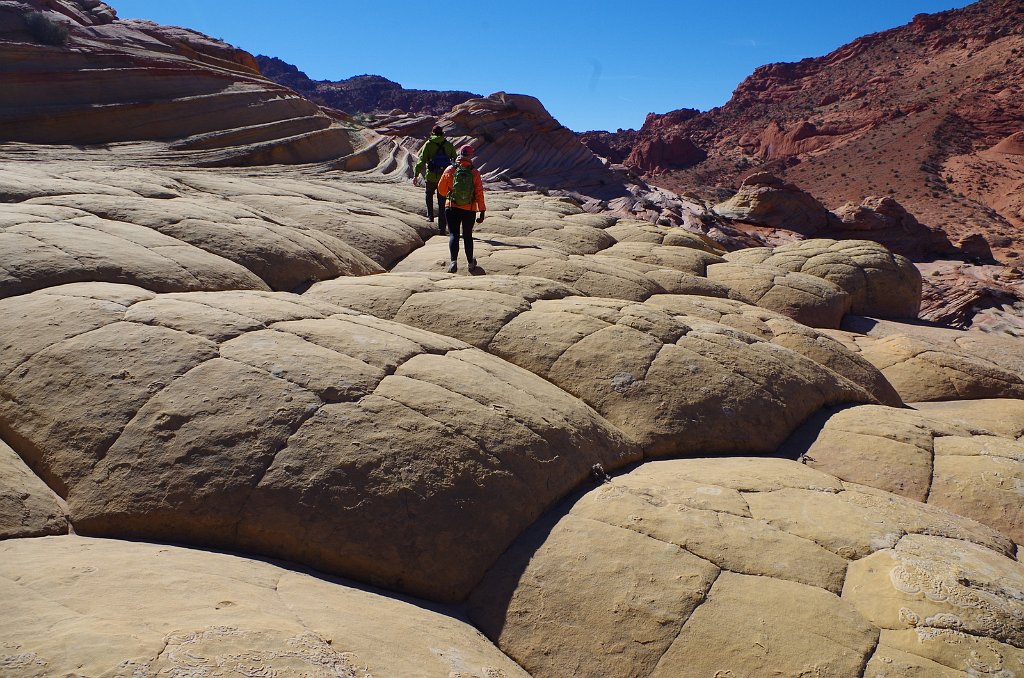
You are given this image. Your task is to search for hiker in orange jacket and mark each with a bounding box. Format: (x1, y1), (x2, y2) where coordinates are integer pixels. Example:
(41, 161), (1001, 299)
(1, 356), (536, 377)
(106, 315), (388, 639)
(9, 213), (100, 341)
(437, 145), (486, 273)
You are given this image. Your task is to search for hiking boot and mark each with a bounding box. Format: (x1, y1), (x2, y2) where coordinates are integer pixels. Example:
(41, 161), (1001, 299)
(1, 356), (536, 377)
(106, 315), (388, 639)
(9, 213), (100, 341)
(439, 227), (447, 235)
(427, 214), (435, 222)
(469, 257), (478, 269)
(446, 260), (457, 273)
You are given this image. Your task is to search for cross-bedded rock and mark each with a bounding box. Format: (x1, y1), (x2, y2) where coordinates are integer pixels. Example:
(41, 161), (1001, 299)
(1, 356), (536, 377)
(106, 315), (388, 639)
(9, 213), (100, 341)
(0, 0), (359, 165)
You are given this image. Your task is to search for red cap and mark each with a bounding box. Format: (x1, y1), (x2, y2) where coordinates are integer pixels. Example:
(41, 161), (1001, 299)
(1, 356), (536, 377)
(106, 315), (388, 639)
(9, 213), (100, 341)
(458, 145), (474, 158)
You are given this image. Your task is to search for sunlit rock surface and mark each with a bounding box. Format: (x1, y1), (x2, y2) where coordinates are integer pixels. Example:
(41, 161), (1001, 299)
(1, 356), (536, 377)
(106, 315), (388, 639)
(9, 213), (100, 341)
(1, 4), (1023, 674)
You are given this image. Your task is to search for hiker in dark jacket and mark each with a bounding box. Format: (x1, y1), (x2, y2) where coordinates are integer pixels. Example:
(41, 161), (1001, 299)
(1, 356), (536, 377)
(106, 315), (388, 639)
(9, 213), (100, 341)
(437, 145), (486, 273)
(413, 125), (458, 234)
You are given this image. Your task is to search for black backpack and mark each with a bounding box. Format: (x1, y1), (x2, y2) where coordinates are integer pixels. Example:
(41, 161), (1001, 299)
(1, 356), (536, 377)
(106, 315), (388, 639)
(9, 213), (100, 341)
(426, 140), (451, 174)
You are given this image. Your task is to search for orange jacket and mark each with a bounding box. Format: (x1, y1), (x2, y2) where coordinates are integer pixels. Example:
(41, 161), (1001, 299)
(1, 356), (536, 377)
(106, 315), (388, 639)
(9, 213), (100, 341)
(437, 159), (486, 212)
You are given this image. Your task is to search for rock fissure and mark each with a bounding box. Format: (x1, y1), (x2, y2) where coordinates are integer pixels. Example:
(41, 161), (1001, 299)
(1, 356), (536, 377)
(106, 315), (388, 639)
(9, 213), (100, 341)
(231, 397), (325, 538)
(7, 228), (91, 269)
(142, 245), (210, 287)
(364, 387), (540, 492)
(648, 567), (725, 676)
(88, 354), (223, 475)
(573, 513), (727, 577)
(922, 435), (938, 504)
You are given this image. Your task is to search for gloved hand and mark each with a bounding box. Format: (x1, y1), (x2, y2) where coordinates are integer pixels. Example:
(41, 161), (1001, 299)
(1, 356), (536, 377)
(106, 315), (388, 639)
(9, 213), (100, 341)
(476, 211), (485, 224)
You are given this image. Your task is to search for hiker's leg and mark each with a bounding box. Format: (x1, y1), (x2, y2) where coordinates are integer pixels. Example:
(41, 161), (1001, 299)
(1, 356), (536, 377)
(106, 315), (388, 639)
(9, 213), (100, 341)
(437, 192), (447, 231)
(425, 181), (437, 220)
(463, 213), (475, 262)
(447, 207), (461, 261)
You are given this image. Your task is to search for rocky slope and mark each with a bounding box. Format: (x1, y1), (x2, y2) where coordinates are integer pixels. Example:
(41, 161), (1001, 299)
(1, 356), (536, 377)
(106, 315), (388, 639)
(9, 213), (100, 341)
(256, 55), (479, 117)
(579, 0), (1024, 330)
(362, 92), (774, 250)
(2, 2), (1024, 676)
(596, 0), (1024, 259)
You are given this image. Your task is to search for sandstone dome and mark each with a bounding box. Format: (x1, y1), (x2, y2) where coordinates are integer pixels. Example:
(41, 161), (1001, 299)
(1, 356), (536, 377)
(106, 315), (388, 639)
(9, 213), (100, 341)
(1, 2), (1023, 676)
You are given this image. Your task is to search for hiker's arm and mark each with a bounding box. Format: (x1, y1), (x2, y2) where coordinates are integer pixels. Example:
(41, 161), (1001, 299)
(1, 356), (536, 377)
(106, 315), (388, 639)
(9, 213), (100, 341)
(474, 171), (486, 214)
(413, 142), (433, 181)
(437, 167), (453, 198)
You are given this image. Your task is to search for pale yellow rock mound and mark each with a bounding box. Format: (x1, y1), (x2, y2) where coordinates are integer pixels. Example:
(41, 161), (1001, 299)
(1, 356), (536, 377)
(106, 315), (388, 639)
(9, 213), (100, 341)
(783, 400), (1024, 543)
(0, 166), (409, 298)
(0, 282), (636, 601)
(308, 278), (880, 456)
(842, 314), (1024, 383)
(825, 329), (1024, 402)
(469, 457), (1019, 678)
(644, 293), (902, 405)
(725, 239), (922, 318)
(0, 535), (529, 678)
(706, 261), (852, 328)
(604, 219), (726, 253)
(393, 235), (671, 301)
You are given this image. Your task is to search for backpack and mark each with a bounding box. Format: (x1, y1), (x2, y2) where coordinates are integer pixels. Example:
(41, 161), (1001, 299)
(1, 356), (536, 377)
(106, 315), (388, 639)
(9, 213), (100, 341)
(426, 140), (451, 174)
(449, 165), (476, 205)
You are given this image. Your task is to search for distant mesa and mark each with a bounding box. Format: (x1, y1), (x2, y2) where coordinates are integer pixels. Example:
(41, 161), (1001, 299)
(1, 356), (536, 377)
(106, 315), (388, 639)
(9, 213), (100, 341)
(255, 55), (479, 117)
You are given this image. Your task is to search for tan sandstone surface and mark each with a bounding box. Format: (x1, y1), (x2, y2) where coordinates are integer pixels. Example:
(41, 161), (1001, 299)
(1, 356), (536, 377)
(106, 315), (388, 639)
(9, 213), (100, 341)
(2, 2), (1024, 675)
(783, 400), (1024, 544)
(468, 457), (1023, 678)
(2, 158), (1022, 675)
(0, 535), (530, 678)
(823, 322), (1024, 403)
(724, 239), (923, 319)
(0, 281), (638, 601)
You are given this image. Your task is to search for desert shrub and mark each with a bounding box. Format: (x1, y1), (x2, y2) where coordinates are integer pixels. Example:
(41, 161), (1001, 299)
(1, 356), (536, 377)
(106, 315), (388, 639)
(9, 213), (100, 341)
(25, 12), (68, 46)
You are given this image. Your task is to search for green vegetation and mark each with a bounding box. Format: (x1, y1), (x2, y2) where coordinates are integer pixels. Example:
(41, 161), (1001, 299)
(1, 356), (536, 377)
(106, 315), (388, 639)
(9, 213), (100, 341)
(25, 12), (68, 46)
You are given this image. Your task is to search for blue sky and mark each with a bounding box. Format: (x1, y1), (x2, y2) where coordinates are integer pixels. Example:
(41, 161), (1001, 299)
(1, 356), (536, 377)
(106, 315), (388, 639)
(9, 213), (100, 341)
(111, 0), (974, 132)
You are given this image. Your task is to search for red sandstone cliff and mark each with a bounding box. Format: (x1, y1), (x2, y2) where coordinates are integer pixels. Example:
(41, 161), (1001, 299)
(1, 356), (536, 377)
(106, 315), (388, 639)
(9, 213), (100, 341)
(592, 0), (1024, 265)
(255, 56), (479, 117)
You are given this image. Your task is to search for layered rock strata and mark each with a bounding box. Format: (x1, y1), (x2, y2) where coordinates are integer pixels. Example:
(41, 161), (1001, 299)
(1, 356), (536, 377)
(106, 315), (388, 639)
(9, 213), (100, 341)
(0, 0), (363, 165)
